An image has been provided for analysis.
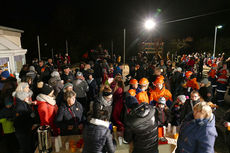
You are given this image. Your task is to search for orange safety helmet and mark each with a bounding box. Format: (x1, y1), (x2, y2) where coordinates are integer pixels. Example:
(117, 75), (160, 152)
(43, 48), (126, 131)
(129, 79), (138, 85)
(154, 75), (164, 84)
(185, 71), (193, 78)
(128, 89), (136, 96)
(211, 63), (217, 68)
(139, 77), (149, 85)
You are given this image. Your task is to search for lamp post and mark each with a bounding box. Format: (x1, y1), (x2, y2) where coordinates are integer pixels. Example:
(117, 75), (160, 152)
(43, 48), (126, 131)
(213, 25), (223, 58)
(123, 19), (156, 65)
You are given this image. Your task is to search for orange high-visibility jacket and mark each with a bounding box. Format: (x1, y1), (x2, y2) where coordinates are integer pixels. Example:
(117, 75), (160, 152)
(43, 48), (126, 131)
(186, 78), (200, 90)
(149, 87), (172, 103)
(135, 91), (149, 104)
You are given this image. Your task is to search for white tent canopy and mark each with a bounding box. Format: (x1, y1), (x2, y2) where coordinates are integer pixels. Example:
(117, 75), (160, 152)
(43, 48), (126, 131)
(0, 27), (27, 74)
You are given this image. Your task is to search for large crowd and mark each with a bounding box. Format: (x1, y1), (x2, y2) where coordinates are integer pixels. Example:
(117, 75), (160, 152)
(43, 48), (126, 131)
(0, 48), (230, 153)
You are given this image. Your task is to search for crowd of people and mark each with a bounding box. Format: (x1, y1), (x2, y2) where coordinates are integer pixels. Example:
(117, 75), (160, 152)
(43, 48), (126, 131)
(0, 49), (230, 153)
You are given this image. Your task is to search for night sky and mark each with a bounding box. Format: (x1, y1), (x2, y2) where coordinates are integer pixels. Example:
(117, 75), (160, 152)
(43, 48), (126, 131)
(0, 0), (230, 61)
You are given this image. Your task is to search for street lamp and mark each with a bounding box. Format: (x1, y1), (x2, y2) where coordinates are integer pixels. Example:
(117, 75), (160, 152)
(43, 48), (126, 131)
(213, 25), (223, 58)
(144, 19), (156, 30)
(123, 19), (156, 65)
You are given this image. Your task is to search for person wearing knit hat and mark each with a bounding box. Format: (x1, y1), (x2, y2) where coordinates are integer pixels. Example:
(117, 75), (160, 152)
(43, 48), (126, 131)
(171, 95), (187, 126)
(36, 82), (58, 135)
(156, 97), (171, 127)
(29, 66), (36, 72)
(125, 95), (139, 109)
(51, 71), (60, 78)
(63, 82), (73, 92)
(177, 95), (187, 104)
(55, 82), (73, 106)
(1, 70), (10, 80)
(48, 71), (64, 97)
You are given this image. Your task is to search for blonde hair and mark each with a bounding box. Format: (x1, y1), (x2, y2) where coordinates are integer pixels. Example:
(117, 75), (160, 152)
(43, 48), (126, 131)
(100, 85), (112, 94)
(16, 82), (29, 92)
(64, 90), (76, 101)
(193, 102), (212, 119)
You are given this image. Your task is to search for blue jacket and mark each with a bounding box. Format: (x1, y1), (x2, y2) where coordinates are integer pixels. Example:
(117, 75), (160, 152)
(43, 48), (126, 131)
(176, 113), (217, 153)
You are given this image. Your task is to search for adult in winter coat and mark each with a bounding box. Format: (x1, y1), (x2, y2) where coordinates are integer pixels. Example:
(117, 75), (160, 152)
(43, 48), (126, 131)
(176, 102), (217, 153)
(48, 71), (64, 97)
(26, 65), (38, 83)
(56, 82), (73, 106)
(170, 67), (184, 100)
(180, 91), (201, 121)
(88, 86), (113, 121)
(36, 82), (58, 135)
(61, 65), (75, 83)
(86, 70), (98, 102)
(83, 109), (116, 153)
(13, 85), (36, 153)
(112, 80), (124, 131)
(55, 91), (84, 135)
(170, 95), (187, 126)
(124, 103), (158, 153)
(199, 78), (213, 102)
(73, 72), (89, 113)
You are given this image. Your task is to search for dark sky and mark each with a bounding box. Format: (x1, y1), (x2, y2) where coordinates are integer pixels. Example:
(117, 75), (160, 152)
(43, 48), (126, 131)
(0, 0), (230, 60)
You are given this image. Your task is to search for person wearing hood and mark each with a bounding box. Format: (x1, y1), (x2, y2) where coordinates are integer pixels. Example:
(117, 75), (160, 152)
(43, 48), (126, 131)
(199, 78), (213, 102)
(36, 82), (58, 135)
(176, 102), (217, 153)
(13, 83), (36, 153)
(48, 71), (64, 97)
(55, 91), (84, 135)
(180, 91), (201, 121)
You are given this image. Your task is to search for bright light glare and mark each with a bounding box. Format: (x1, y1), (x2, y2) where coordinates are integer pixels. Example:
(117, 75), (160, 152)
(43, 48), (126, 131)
(217, 25), (223, 29)
(145, 19), (156, 30)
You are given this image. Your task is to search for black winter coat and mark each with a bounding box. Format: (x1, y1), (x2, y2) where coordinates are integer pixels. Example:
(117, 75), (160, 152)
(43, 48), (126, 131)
(124, 103), (158, 153)
(87, 79), (98, 102)
(83, 122), (115, 153)
(61, 72), (75, 83)
(199, 85), (213, 102)
(55, 101), (83, 135)
(180, 99), (200, 121)
(14, 98), (34, 133)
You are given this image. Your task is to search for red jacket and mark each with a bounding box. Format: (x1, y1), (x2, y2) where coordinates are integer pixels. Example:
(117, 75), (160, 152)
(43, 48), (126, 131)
(112, 87), (124, 131)
(36, 94), (59, 135)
